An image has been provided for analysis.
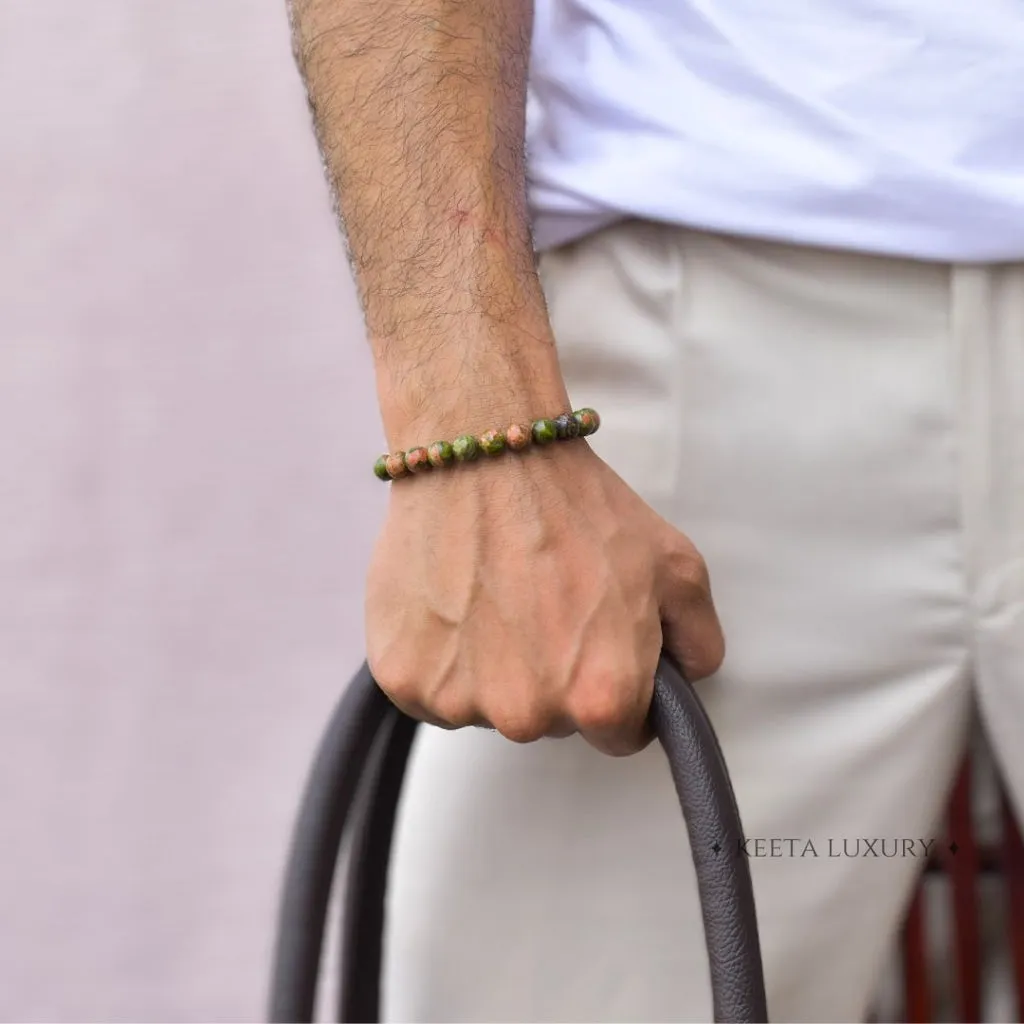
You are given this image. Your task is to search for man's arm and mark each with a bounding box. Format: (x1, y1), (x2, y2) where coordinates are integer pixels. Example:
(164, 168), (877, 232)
(288, 0), (568, 448)
(288, 0), (724, 755)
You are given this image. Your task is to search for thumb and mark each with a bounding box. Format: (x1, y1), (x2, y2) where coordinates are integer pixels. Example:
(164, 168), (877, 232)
(655, 535), (726, 682)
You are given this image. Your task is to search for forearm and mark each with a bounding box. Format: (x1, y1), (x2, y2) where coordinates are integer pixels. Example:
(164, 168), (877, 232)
(288, 0), (568, 446)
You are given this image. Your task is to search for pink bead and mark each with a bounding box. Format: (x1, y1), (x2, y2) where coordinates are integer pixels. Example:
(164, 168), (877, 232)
(505, 422), (531, 450)
(404, 447), (431, 473)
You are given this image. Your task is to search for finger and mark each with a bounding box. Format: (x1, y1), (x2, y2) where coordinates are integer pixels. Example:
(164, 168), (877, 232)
(380, 685), (485, 731)
(477, 694), (575, 745)
(568, 650), (658, 757)
(655, 542), (726, 681)
(382, 692), (458, 730)
(581, 714), (655, 757)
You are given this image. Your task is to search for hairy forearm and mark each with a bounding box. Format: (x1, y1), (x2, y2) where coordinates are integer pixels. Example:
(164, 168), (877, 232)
(289, 0), (568, 445)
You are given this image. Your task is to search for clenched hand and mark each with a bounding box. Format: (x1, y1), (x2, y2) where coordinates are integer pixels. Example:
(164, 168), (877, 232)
(289, 0), (725, 748)
(367, 438), (724, 757)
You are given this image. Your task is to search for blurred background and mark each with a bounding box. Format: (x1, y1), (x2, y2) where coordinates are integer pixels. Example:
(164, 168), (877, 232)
(0, 2), (383, 1018)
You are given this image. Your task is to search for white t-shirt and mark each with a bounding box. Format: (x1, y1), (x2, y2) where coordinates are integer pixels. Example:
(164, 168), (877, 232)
(526, 0), (1024, 261)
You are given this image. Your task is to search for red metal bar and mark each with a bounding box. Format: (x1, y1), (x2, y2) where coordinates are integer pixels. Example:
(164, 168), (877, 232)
(1002, 791), (1024, 1023)
(944, 758), (982, 1022)
(902, 883), (932, 1023)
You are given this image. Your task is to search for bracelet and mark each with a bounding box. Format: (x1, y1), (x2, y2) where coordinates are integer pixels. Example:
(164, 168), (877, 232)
(373, 408), (600, 481)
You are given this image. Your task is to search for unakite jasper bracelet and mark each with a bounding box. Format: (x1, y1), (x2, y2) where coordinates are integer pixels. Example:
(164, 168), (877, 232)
(373, 407), (601, 481)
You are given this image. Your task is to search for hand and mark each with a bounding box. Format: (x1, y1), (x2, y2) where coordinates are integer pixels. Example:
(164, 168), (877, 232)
(365, 439), (725, 756)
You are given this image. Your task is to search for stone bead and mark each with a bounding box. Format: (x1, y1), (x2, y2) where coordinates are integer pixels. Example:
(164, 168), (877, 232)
(553, 412), (580, 439)
(427, 440), (455, 468)
(404, 446), (431, 473)
(573, 407), (601, 436)
(384, 452), (408, 479)
(373, 455), (391, 481)
(478, 429), (506, 456)
(452, 434), (480, 461)
(505, 422), (531, 451)
(531, 418), (558, 444)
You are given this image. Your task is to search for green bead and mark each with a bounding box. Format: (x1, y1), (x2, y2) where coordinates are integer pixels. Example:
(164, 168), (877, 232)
(373, 455), (391, 481)
(427, 440), (455, 468)
(478, 429), (506, 455)
(553, 412), (580, 439)
(573, 407), (601, 436)
(531, 418), (558, 444)
(452, 434), (479, 461)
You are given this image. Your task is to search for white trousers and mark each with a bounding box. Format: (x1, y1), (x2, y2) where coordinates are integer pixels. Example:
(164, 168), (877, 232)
(383, 221), (1024, 1022)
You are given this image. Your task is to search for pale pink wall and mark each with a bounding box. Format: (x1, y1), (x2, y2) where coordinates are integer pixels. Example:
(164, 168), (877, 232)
(0, 3), (383, 1018)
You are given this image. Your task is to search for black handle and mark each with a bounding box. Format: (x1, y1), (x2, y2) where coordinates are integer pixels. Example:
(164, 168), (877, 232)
(268, 655), (768, 1023)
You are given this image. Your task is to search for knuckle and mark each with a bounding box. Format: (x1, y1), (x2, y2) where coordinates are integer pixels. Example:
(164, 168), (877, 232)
(368, 648), (440, 715)
(678, 630), (727, 681)
(491, 708), (554, 745)
(664, 538), (708, 581)
(709, 629), (727, 669)
(698, 633), (728, 678)
(679, 553), (711, 592)
(666, 549), (713, 605)
(369, 657), (420, 708)
(569, 673), (637, 734)
(430, 693), (477, 729)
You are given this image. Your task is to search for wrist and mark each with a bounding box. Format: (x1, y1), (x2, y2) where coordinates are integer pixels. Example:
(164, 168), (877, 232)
(374, 322), (571, 451)
(374, 401), (601, 485)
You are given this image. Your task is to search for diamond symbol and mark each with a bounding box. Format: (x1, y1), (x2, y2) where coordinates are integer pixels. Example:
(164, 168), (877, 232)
(712, 841), (722, 855)
(949, 841), (959, 855)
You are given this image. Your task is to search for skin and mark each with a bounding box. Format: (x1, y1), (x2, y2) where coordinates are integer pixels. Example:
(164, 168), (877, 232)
(288, 0), (725, 755)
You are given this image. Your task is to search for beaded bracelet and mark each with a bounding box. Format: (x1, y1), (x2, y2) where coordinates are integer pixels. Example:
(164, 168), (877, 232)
(373, 408), (600, 481)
